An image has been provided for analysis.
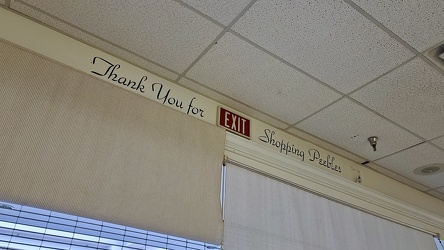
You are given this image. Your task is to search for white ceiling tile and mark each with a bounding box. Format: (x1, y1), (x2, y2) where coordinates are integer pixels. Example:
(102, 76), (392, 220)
(186, 32), (341, 124)
(351, 58), (444, 140)
(375, 143), (444, 189)
(352, 0), (444, 52)
(181, 0), (252, 26)
(431, 136), (444, 150)
(12, 0), (222, 73)
(296, 99), (423, 161)
(179, 77), (289, 129)
(10, 1), (179, 81)
(232, 0), (413, 93)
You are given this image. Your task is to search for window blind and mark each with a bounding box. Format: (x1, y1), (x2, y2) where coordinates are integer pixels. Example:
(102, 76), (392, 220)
(0, 39), (224, 245)
(0, 201), (220, 250)
(223, 163), (438, 250)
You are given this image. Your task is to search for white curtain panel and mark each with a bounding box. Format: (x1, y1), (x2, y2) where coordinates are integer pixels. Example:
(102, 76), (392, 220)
(224, 163), (437, 250)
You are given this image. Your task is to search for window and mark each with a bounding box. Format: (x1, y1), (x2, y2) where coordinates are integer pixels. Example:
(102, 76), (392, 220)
(435, 237), (444, 250)
(0, 201), (220, 250)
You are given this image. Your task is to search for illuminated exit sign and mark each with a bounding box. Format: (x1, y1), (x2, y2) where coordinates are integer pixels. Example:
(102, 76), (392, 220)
(218, 107), (251, 139)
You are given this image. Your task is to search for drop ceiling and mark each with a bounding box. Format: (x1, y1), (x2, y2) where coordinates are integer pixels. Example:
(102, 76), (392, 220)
(2, 0), (444, 200)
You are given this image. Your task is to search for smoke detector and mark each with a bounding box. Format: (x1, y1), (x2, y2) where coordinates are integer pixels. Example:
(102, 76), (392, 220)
(413, 163), (444, 176)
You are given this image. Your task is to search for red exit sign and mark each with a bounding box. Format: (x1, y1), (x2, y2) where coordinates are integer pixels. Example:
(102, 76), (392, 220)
(218, 107), (251, 139)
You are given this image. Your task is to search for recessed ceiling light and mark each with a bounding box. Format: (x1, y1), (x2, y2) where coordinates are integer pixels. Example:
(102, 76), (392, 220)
(413, 164), (444, 175)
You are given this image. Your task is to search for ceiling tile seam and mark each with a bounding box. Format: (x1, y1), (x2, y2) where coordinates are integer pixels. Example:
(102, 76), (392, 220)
(291, 55), (430, 137)
(370, 140), (444, 161)
(287, 96), (346, 129)
(345, 56), (444, 149)
(228, 30), (346, 96)
(175, 0), (258, 82)
(293, 93), (432, 164)
(180, 76), (291, 127)
(426, 133), (444, 151)
(345, 55), (418, 97)
(430, 134), (444, 142)
(370, 142), (426, 162)
(346, 96), (429, 141)
(427, 141), (444, 152)
(172, 0), (225, 29)
(265, 56), (434, 163)
(426, 186), (444, 192)
(423, 38), (444, 55)
(11, 0), (183, 78)
(418, 54), (444, 78)
(348, 102), (444, 152)
(291, 55), (419, 130)
(344, 0), (419, 55)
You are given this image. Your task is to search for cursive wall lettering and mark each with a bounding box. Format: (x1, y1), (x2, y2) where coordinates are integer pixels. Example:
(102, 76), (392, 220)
(259, 129), (304, 161)
(151, 83), (204, 117)
(258, 129), (342, 173)
(91, 57), (145, 93)
(308, 149), (341, 173)
(152, 83), (184, 109)
(90, 56), (205, 118)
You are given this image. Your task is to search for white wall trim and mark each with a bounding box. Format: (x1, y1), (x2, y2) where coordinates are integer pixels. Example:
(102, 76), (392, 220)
(224, 133), (444, 237)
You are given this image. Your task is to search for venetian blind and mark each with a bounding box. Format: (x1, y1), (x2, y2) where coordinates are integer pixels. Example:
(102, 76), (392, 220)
(0, 201), (221, 249)
(0, 40), (224, 245)
(224, 163), (437, 250)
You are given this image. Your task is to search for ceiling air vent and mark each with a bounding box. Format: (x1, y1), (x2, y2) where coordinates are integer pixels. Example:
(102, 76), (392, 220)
(425, 43), (444, 71)
(413, 163), (444, 176)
